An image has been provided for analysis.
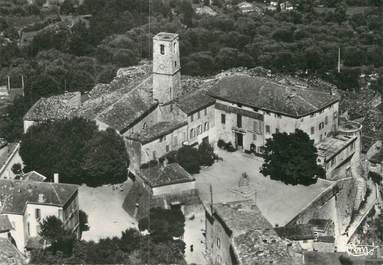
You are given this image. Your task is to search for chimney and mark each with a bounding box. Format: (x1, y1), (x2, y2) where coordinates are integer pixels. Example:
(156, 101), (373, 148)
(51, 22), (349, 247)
(38, 193), (45, 203)
(54, 173), (59, 183)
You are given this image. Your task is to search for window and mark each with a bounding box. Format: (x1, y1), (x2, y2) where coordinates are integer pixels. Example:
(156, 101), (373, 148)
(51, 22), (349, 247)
(159, 136), (166, 142)
(143, 122), (148, 130)
(204, 122), (209, 131)
(266, 125), (270, 134)
(204, 108), (207, 116)
(253, 133), (257, 141)
(197, 125), (202, 135)
(237, 114), (242, 128)
(35, 208), (41, 220)
(275, 113), (281, 119)
(311, 127), (315, 135)
(169, 104), (173, 112)
(160, 44), (165, 55)
(217, 238), (221, 249)
(174, 61), (177, 67)
(191, 114), (194, 122)
(325, 116), (328, 125)
(197, 111), (200, 119)
(27, 222), (30, 236)
(319, 122), (324, 130)
(221, 114), (226, 124)
(190, 129), (194, 138)
(166, 145), (169, 152)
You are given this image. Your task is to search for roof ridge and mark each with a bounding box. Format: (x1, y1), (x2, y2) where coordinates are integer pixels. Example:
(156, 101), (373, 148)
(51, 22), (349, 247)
(95, 75), (153, 120)
(50, 183), (62, 205)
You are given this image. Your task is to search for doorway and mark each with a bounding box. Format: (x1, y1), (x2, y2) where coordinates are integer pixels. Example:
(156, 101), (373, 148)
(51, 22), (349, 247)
(236, 133), (243, 148)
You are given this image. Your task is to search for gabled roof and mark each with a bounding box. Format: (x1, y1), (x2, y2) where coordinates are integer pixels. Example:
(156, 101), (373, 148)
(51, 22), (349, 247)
(23, 92), (81, 122)
(0, 179), (78, 215)
(175, 88), (215, 115)
(79, 63), (156, 133)
(0, 238), (25, 265)
(125, 120), (187, 144)
(21, 171), (46, 182)
(0, 215), (12, 232)
(208, 74), (340, 118)
(140, 163), (195, 187)
(211, 200), (292, 265)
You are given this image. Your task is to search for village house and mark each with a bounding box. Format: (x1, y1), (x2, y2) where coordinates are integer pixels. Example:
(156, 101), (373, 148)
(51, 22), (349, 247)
(0, 237), (25, 265)
(23, 91), (81, 133)
(0, 175), (80, 253)
(205, 199), (293, 265)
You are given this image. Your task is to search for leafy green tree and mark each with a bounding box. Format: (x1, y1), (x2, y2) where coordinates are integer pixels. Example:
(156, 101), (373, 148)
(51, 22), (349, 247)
(260, 129), (325, 185)
(176, 145), (201, 174)
(81, 128), (129, 186)
(334, 1), (347, 24)
(39, 216), (67, 243)
(138, 207), (185, 242)
(20, 118), (129, 186)
(198, 141), (215, 166)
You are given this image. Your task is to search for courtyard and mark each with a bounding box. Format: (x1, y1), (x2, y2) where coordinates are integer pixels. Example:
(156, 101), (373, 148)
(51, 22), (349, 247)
(78, 180), (138, 241)
(195, 148), (333, 227)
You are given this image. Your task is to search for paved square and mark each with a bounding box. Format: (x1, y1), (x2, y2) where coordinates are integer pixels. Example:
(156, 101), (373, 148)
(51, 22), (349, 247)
(79, 180), (138, 241)
(195, 149), (333, 226)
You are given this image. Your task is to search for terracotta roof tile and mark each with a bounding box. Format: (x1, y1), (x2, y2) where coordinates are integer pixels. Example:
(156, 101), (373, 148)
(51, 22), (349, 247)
(0, 179), (78, 215)
(23, 92), (81, 121)
(125, 121), (187, 144)
(140, 163), (195, 187)
(208, 74), (340, 118)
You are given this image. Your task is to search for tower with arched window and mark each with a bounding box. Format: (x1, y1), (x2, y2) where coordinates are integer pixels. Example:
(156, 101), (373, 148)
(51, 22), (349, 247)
(152, 32), (181, 104)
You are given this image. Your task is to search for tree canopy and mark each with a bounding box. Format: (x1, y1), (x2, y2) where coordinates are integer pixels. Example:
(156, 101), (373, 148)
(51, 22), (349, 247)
(260, 129), (325, 185)
(20, 118), (129, 186)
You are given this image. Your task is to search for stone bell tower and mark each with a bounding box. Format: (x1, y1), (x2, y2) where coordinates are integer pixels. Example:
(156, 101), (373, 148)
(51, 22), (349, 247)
(152, 32), (181, 104)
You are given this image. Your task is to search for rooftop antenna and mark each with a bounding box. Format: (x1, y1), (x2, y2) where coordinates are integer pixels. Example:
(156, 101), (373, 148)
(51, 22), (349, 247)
(337, 47), (341, 73)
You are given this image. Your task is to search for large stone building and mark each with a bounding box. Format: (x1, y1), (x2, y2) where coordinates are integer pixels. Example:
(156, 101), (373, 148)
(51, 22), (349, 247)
(23, 31), (361, 181)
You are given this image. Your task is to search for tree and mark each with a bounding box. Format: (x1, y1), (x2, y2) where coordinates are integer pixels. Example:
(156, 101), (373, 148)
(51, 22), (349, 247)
(81, 128), (129, 186)
(138, 207), (185, 242)
(334, 1), (347, 24)
(260, 129), (325, 185)
(11, 163), (23, 175)
(79, 210), (90, 233)
(39, 216), (67, 243)
(176, 145), (201, 174)
(339, 255), (353, 265)
(198, 141), (215, 166)
(20, 118), (129, 186)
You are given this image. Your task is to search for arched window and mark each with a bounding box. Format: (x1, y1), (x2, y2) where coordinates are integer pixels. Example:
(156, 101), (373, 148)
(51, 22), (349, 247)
(143, 122), (147, 130)
(160, 44), (165, 55)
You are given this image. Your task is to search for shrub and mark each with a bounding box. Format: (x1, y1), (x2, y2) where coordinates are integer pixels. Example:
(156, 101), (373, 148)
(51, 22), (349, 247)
(176, 145), (201, 174)
(217, 139), (225, 149)
(225, 142), (236, 152)
(198, 142), (215, 166)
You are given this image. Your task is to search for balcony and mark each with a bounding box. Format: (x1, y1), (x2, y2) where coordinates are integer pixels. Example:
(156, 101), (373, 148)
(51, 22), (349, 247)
(232, 126), (246, 134)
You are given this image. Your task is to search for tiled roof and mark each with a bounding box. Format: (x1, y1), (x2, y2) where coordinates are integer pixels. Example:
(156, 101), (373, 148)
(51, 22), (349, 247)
(24, 92), (81, 121)
(316, 134), (357, 162)
(79, 63), (155, 132)
(208, 74), (340, 118)
(0, 238), (25, 265)
(140, 163), (195, 187)
(0, 215), (12, 232)
(0, 143), (19, 174)
(125, 121), (187, 144)
(275, 224), (315, 241)
(175, 88), (215, 115)
(212, 200), (292, 265)
(0, 179), (78, 215)
(21, 171), (46, 182)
